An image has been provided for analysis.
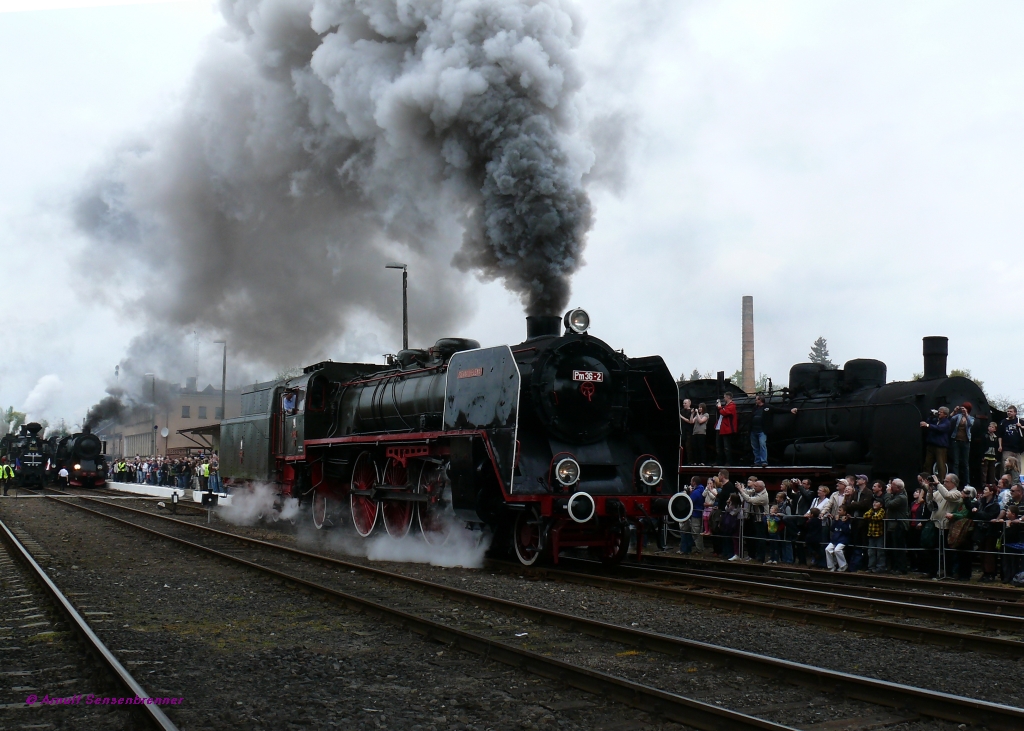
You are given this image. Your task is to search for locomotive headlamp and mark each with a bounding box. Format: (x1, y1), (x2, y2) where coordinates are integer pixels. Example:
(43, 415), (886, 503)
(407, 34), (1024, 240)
(639, 459), (663, 486)
(73, 464), (81, 471)
(563, 308), (590, 334)
(555, 458), (581, 486)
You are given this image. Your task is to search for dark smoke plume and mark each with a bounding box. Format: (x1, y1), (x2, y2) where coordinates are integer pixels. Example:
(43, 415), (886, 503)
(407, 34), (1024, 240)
(76, 0), (596, 369)
(84, 394), (126, 429)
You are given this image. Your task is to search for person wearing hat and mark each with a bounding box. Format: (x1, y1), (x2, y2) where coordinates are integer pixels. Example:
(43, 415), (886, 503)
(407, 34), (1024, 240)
(949, 403), (975, 488)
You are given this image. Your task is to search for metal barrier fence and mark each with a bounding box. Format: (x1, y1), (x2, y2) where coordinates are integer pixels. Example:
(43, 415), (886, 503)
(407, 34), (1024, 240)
(671, 513), (1024, 580)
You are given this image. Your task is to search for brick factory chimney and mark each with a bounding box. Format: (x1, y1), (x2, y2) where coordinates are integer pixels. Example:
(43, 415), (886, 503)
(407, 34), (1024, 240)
(742, 296), (755, 394)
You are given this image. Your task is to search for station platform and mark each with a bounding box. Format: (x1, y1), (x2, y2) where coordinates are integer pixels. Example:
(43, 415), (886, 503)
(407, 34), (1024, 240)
(107, 482), (233, 506)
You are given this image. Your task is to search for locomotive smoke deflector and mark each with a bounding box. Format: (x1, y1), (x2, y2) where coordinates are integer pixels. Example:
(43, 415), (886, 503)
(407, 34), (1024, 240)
(922, 336), (949, 380)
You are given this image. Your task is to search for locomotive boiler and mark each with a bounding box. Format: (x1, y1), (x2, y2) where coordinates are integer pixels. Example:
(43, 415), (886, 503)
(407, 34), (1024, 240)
(679, 336), (994, 487)
(49, 428), (109, 488)
(221, 309), (684, 564)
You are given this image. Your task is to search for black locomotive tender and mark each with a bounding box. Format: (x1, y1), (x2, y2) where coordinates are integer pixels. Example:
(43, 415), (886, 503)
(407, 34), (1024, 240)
(221, 309), (687, 564)
(679, 336), (994, 487)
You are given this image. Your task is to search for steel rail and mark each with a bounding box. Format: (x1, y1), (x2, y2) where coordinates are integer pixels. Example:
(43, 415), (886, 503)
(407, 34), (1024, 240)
(47, 495), (1024, 731)
(42, 498), (792, 731)
(0, 518), (180, 731)
(632, 553), (1024, 602)
(494, 559), (1024, 656)
(559, 558), (1024, 632)
(614, 561), (1024, 616)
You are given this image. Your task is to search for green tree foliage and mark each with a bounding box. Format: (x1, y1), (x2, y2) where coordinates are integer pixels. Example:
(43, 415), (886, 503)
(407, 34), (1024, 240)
(949, 368), (984, 391)
(3, 407), (26, 434)
(679, 369), (714, 383)
(808, 337), (837, 369)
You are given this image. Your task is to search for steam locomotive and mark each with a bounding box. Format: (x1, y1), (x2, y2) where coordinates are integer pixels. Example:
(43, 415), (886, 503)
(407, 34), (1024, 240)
(48, 429), (109, 488)
(0, 422), (50, 487)
(221, 309), (685, 564)
(679, 337), (994, 487)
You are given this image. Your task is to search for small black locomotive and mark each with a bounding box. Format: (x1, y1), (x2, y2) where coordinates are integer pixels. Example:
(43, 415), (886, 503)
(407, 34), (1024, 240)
(49, 428), (109, 488)
(679, 337), (994, 487)
(221, 309), (685, 564)
(0, 422), (50, 487)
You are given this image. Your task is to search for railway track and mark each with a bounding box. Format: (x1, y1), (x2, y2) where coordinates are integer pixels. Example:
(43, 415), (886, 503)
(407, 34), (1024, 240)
(490, 558), (1024, 657)
(637, 552), (1024, 602)
(33, 493), (1024, 731)
(0, 516), (179, 730)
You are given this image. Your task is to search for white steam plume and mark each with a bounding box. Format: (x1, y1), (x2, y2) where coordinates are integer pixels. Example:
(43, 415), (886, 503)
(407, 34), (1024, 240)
(76, 0), (598, 370)
(22, 374), (64, 423)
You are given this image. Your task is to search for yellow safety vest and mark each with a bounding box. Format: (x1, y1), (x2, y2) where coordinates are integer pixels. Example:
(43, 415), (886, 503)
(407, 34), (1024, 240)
(1, 465), (14, 479)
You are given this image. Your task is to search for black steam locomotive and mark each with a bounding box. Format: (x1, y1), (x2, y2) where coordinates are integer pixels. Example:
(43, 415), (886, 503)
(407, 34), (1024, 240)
(48, 429), (109, 488)
(221, 309), (684, 564)
(679, 337), (994, 487)
(0, 422), (50, 487)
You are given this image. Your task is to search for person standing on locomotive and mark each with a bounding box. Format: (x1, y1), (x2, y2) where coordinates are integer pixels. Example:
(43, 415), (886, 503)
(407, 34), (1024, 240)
(680, 399), (694, 465)
(715, 392), (738, 465)
(749, 394), (798, 467)
(920, 406), (953, 479)
(997, 405), (1024, 475)
(948, 403), (974, 488)
(691, 403), (709, 465)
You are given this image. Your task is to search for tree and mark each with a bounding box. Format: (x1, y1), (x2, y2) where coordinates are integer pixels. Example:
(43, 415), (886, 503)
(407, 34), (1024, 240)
(808, 337), (836, 369)
(3, 406), (26, 434)
(47, 419), (71, 439)
(949, 368), (984, 391)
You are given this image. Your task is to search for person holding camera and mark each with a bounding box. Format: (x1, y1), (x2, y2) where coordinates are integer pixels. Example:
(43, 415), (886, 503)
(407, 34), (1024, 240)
(884, 478), (909, 574)
(691, 403), (709, 465)
(715, 392), (738, 465)
(748, 394), (798, 467)
(949, 403), (974, 488)
(920, 406), (953, 479)
(998, 405), (1024, 474)
(738, 479), (770, 563)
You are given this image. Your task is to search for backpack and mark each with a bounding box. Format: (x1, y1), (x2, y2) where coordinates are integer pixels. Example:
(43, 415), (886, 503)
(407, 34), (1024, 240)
(947, 518), (974, 549)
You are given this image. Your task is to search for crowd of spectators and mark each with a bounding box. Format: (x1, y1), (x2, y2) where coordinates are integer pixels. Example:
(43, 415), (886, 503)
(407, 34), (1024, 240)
(110, 454), (223, 493)
(676, 465), (1024, 583)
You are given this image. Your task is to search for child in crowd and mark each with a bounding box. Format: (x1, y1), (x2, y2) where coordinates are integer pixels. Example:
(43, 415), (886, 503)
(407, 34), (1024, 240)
(863, 498), (887, 573)
(983, 421), (1000, 485)
(767, 505), (782, 565)
(826, 505), (852, 572)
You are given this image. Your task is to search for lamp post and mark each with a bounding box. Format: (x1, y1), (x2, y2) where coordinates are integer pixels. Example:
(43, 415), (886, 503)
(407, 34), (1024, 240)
(385, 262), (408, 350)
(213, 340), (227, 422)
(144, 373), (156, 456)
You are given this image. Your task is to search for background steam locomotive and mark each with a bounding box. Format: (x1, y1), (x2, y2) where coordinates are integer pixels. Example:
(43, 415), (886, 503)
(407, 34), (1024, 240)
(679, 336), (994, 486)
(221, 308), (685, 565)
(0, 422), (49, 487)
(48, 428), (109, 488)
(0, 423), (108, 488)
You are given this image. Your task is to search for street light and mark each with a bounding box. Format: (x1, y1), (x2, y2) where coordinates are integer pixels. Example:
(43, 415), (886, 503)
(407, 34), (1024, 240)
(144, 373), (156, 456)
(385, 262), (408, 350)
(213, 340), (227, 422)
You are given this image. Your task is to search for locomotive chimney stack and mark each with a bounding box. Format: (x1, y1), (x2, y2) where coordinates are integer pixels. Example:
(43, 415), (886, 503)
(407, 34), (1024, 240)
(526, 315), (562, 340)
(922, 336), (948, 380)
(742, 296), (755, 394)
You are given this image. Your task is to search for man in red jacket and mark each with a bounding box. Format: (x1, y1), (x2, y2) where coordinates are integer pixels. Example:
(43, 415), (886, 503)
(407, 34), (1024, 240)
(715, 392), (738, 465)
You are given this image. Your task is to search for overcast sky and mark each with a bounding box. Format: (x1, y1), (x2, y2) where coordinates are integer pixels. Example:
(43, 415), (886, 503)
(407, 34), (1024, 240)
(2, 0), (1023, 426)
